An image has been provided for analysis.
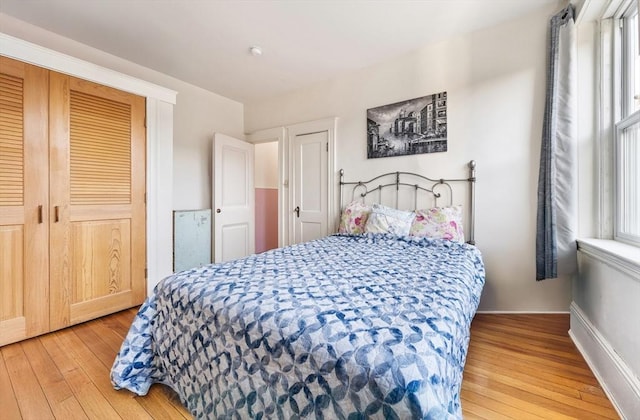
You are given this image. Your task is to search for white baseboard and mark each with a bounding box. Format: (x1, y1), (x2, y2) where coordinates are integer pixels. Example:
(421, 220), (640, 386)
(475, 310), (570, 314)
(569, 302), (640, 420)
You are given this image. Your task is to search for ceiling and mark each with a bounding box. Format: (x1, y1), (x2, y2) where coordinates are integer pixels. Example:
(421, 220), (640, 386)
(0, 0), (559, 103)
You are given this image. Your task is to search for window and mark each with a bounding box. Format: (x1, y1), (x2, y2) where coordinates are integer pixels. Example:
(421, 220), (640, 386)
(614, 1), (640, 245)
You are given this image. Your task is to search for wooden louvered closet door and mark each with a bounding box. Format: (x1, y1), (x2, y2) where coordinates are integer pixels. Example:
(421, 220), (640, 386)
(0, 57), (49, 346)
(49, 72), (146, 330)
(0, 58), (146, 345)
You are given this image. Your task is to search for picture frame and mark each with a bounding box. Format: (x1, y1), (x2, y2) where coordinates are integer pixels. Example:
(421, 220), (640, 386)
(367, 92), (447, 159)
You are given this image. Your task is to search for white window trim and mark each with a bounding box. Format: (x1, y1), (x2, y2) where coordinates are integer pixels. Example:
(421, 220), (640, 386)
(614, 111), (640, 245)
(593, 0), (639, 246)
(575, 0), (639, 273)
(613, 1), (640, 245)
(596, 17), (616, 239)
(577, 238), (640, 280)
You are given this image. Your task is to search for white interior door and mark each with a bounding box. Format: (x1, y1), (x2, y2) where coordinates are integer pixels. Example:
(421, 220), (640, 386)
(213, 133), (255, 262)
(291, 131), (328, 244)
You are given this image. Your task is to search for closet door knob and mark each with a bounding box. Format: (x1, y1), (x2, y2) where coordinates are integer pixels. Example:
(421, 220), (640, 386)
(54, 206), (60, 223)
(37, 205), (43, 224)
(216, 208), (221, 213)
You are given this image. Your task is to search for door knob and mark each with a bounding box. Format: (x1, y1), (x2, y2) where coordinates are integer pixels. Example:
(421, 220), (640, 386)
(294, 206), (300, 218)
(216, 208), (221, 213)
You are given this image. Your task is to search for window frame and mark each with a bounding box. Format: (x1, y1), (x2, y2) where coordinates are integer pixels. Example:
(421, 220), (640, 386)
(620, 3), (638, 116)
(614, 111), (640, 245)
(613, 0), (640, 246)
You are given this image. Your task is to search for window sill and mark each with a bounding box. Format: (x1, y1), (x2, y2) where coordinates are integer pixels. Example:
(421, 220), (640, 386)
(577, 238), (640, 279)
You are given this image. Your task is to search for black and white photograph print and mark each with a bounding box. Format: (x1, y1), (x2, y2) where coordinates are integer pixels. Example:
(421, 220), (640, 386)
(367, 92), (447, 159)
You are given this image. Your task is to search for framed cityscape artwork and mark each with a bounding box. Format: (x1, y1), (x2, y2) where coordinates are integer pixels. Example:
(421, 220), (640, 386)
(367, 92), (447, 159)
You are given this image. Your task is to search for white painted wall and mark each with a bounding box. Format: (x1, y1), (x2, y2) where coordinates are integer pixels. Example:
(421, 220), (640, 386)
(572, 248), (640, 418)
(254, 142), (279, 189)
(171, 90), (243, 210)
(0, 13), (245, 211)
(245, 3), (571, 311)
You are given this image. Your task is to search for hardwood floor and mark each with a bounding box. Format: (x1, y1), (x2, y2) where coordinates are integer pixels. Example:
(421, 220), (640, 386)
(461, 314), (618, 420)
(1, 311), (619, 419)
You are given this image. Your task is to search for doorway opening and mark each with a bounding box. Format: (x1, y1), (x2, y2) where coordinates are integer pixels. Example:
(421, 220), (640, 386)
(254, 141), (279, 253)
(248, 118), (336, 251)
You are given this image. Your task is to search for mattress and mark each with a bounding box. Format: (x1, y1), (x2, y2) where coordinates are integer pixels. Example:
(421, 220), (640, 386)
(111, 233), (485, 419)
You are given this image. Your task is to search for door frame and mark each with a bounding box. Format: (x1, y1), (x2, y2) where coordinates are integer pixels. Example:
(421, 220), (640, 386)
(2, 34), (178, 295)
(248, 118), (336, 247)
(287, 118), (337, 245)
(246, 127), (287, 248)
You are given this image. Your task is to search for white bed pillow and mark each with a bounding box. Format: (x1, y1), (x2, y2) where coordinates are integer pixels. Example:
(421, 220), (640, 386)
(365, 203), (415, 236)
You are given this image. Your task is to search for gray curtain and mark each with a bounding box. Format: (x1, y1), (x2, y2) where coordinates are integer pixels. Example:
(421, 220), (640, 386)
(536, 5), (578, 281)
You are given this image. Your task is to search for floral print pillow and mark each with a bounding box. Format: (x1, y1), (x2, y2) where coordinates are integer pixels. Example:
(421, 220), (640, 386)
(364, 204), (415, 236)
(338, 201), (371, 234)
(410, 205), (465, 242)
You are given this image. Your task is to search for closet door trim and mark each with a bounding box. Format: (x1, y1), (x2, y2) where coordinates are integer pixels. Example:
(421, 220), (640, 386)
(0, 34), (177, 104)
(2, 34), (175, 298)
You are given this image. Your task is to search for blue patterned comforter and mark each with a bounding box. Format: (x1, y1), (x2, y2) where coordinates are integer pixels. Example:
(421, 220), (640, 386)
(111, 234), (485, 419)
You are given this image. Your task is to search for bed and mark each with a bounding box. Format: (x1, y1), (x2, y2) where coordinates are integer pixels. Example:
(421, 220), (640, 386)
(111, 161), (485, 419)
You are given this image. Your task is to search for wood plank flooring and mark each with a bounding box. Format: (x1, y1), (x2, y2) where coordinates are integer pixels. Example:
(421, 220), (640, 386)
(461, 314), (618, 420)
(1, 310), (619, 419)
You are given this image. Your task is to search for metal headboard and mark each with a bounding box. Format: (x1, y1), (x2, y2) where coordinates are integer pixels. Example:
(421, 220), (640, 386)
(339, 160), (477, 245)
